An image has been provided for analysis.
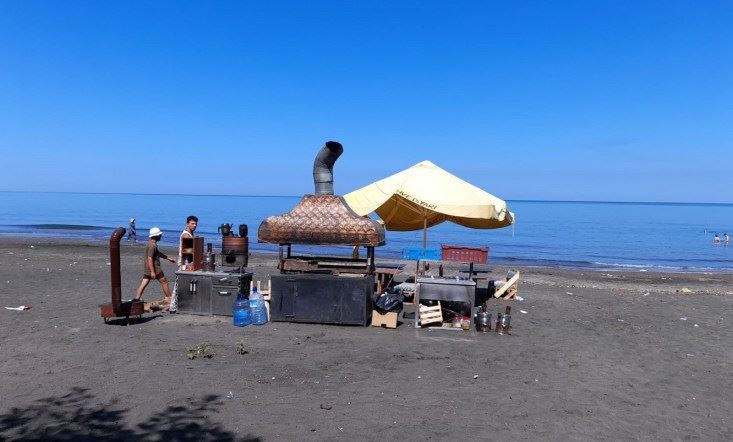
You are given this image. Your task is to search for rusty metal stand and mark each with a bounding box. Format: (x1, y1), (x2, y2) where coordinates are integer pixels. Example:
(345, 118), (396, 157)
(100, 227), (145, 324)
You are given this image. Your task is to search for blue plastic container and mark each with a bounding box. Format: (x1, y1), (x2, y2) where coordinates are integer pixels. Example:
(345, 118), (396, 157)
(249, 287), (268, 325)
(233, 294), (251, 327)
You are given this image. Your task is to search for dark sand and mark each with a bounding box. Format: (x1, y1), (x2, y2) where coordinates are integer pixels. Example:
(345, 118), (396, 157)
(0, 237), (731, 440)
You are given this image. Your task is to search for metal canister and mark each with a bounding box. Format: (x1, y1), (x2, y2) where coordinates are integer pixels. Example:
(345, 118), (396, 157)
(474, 310), (492, 332)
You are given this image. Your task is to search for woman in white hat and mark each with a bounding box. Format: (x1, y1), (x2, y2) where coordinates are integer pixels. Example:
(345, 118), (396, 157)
(133, 227), (176, 304)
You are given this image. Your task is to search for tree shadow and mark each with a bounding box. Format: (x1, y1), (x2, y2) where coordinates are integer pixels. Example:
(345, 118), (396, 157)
(0, 387), (260, 441)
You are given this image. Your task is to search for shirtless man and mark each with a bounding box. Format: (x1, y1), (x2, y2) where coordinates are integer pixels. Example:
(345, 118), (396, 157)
(169, 215), (198, 313)
(133, 227), (176, 303)
(179, 215), (198, 265)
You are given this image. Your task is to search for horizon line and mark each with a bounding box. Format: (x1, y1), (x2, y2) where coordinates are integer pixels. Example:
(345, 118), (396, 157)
(0, 190), (731, 206)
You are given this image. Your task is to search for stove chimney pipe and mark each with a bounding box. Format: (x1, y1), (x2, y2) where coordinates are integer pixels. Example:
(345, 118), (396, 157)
(313, 141), (343, 195)
(109, 227), (125, 310)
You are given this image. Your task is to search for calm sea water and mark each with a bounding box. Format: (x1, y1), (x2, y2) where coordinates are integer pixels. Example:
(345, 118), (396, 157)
(1, 192), (732, 271)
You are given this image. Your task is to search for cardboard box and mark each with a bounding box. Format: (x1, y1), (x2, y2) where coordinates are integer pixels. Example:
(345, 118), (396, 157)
(371, 310), (399, 329)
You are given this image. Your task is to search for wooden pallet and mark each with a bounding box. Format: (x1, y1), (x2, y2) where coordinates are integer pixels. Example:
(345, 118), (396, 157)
(250, 280), (272, 301)
(493, 271), (520, 300)
(418, 302), (443, 326)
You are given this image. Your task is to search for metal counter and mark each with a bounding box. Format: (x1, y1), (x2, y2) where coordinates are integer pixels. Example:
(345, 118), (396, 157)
(175, 270), (253, 316)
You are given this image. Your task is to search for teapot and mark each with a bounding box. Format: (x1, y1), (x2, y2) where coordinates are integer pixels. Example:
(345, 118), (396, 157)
(218, 223), (233, 236)
(474, 306), (492, 332)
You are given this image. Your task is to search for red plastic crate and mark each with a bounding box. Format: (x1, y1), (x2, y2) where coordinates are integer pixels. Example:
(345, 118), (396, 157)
(440, 244), (489, 263)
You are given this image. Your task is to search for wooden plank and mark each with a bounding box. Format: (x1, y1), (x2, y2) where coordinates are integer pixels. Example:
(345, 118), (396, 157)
(419, 302), (443, 325)
(493, 272), (520, 298)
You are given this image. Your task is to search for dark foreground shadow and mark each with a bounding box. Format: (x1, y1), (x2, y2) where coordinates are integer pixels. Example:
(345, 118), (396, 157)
(0, 387), (260, 441)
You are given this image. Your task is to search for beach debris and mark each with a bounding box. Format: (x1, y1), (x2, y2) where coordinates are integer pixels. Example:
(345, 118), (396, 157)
(271, 377), (276, 380)
(566, 292), (573, 295)
(320, 404), (333, 410)
(681, 288), (692, 293)
(515, 295), (525, 301)
(473, 374), (479, 379)
(639, 269), (647, 272)
(30, 245), (34, 248)
(235, 339), (248, 355)
(519, 310), (528, 314)
(226, 391), (234, 399)
(417, 376), (422, 379)
(680, 317), (687, 321)
(5, 305), (31, 311)
(187, 342), (213, 359)
(694, 324), (699, 327)
(617, 318), (625, 322)
(643, 292), (650, 297)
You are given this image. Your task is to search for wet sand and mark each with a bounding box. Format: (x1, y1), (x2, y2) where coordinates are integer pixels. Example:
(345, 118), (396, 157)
(0, 237), (731, 440)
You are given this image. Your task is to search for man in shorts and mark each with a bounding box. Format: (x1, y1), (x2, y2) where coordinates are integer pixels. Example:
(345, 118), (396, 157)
(133, 227), (176, 304)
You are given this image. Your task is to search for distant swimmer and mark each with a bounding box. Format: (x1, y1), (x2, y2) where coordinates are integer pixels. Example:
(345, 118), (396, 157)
(713, 234), (721, 244)
(725, 233), (730, 245)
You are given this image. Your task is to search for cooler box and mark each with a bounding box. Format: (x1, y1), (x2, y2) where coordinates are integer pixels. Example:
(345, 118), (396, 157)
(176, 270), (253, 316)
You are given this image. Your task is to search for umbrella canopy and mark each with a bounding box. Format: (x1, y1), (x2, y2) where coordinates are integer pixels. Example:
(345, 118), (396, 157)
(344, 160), (513, 247)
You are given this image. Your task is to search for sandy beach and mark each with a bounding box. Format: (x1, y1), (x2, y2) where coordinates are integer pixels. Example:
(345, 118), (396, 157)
(0, 236), (731, 440)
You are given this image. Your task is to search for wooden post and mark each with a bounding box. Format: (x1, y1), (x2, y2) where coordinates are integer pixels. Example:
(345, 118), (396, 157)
(422, 215), (427, 250)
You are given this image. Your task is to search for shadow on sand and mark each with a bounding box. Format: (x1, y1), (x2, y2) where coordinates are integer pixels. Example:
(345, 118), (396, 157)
(104, 314), (164, 326)
(0, 387), (260, 441)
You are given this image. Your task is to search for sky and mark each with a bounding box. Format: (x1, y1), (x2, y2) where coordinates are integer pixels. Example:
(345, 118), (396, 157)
(0, 1), (731, 203)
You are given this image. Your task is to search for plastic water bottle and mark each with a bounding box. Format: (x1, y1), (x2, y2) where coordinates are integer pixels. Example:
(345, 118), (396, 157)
(232, 293), (251, 327)
(249, 287), (268, 325)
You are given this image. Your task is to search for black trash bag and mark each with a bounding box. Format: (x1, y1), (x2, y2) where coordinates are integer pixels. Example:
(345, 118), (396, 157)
(373, 288), (405, 313)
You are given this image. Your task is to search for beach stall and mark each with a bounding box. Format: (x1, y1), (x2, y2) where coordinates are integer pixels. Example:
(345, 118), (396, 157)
(257, 142), (386, 326)
(344, 160), (515, 329)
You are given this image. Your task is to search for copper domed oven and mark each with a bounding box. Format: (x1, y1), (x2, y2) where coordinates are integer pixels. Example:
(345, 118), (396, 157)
(258, 142), (385, 325)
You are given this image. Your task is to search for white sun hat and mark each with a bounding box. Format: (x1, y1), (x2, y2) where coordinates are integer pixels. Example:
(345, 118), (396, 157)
(148, 227), (163, 237)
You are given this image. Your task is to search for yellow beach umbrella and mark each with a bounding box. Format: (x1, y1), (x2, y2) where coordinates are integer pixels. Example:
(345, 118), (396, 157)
(344, 160), (514, 248)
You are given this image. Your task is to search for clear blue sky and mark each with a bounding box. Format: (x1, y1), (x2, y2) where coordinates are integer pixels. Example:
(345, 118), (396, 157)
(1, 1), (731, 202)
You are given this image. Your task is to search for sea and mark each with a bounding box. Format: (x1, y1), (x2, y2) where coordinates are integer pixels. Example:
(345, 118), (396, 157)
(1, 191), (732, 272)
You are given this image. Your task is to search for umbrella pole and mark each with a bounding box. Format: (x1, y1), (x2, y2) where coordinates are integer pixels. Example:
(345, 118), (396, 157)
(422, 215), (427, 250)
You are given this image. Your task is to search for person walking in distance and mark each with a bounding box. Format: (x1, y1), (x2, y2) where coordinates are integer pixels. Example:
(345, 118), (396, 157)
(133, 227), (176, 305)
(127, 218), (137, 242)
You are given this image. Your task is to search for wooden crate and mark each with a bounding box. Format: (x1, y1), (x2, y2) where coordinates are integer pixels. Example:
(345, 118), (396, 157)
(418, 302), (443, 326)
(371, 310), (399, 329)
(493, 271), (520, 300)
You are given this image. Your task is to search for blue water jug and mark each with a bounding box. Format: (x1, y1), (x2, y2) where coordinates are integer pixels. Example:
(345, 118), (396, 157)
(232, 293), (251, 327)
(249, 287), (268, 325)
